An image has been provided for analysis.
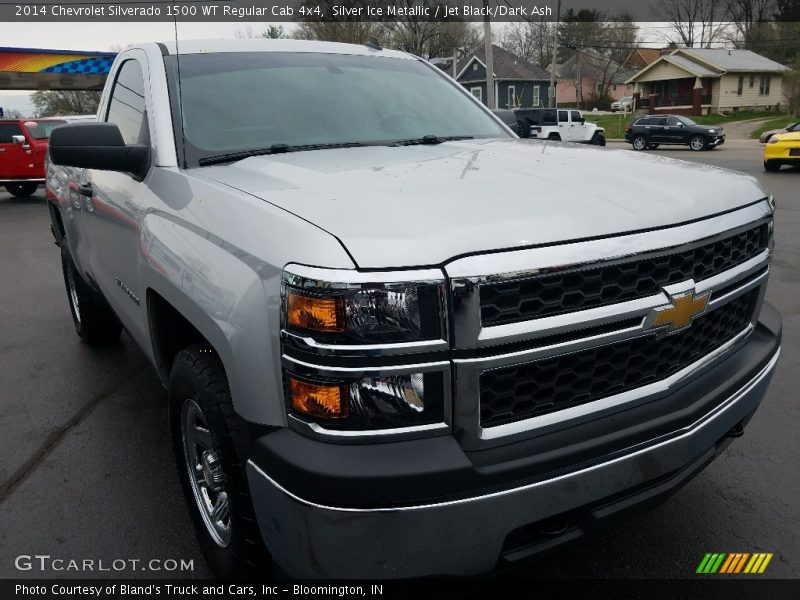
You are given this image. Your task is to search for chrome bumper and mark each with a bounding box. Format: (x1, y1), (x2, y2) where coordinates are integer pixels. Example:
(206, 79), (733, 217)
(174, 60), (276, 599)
(247, 347), (779, 579)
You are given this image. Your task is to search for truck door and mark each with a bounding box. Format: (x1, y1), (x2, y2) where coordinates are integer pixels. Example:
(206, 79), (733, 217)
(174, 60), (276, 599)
(0, 122), (34, 182)
(77, 55), (153, 344)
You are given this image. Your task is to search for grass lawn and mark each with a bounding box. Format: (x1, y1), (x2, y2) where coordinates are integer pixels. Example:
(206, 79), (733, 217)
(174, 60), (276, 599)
(749, 116), (799, 139)
(584, 110), (789, 139)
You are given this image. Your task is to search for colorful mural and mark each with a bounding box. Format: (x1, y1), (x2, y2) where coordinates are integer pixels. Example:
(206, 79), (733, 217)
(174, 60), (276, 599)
(0, 48), (116, 75)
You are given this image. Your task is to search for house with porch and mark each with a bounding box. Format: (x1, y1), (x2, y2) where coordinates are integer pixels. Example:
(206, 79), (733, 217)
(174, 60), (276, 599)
(455, 45), (552, 109)
(625, 48), (789, 115)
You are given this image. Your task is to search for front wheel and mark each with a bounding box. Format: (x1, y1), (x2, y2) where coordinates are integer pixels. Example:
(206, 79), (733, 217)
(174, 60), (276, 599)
(170, 345), (272, 579)
(764, 160), (780, 172)
(591, 132), (606, 146)
(689, 135), (707, 151)
(632, 135), (648, 151)
(4, 182), (38, 197)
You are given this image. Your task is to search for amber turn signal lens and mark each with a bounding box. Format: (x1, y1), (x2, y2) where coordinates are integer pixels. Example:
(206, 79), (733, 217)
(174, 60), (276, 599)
(286, 291), (344, 332)
(289, 377), (348, 419)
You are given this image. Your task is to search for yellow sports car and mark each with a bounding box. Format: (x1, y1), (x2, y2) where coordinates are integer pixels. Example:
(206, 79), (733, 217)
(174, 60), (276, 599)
(764, 131), (800, 171)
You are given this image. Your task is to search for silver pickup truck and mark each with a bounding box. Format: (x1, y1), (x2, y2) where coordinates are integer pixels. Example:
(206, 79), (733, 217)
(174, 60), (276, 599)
(46, 39), (781, 579)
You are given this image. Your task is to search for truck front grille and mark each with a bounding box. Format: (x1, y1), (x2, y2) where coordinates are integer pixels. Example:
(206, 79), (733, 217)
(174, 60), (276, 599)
(479, 289), (757, 428)
(480, 225), (766, 327)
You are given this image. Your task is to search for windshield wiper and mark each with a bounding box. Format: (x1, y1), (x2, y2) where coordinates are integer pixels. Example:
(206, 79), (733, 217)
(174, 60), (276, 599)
(389, 135), (474, 147)
(198, 142), (371, 166)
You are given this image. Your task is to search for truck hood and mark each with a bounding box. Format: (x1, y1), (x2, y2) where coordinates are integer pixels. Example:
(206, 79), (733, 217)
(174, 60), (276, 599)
(197, 138), (766, 269)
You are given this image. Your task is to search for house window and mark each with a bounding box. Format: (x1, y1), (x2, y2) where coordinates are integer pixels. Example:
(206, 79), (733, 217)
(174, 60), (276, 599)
(533, 86), (540, 107)
(759, 76), (771, 95)
(613, 84), (617, 91)
(472, 62), (478, 72)
(737, 75), (743, 96)
(749, 74), (755, 87)
(507, 85), (515, 108)
(471, 86), (482, 102)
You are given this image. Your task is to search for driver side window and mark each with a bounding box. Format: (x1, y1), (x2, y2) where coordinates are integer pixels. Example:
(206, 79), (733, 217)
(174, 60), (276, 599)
(106, 60), (150, 146)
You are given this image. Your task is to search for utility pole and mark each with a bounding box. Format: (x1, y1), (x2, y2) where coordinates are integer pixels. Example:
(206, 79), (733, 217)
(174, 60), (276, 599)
(548, 0), (561, 108)
(483, 2), (494, 109)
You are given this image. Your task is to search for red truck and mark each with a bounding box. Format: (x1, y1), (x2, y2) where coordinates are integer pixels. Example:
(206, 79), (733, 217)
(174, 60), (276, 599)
(0, 118), (66, 197)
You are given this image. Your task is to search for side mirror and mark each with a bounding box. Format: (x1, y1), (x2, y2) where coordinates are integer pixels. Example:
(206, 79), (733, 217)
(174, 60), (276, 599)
(11, 135), (26, 144)
(580, 117), (586, 124)
(49, 122), (150, 180)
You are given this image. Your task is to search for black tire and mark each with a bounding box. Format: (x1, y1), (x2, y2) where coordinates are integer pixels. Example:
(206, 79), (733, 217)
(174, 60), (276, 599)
(548, 133), (561, 141)
(170, 345), (272, 579)
(689, 135), (707, 151)
(632, 135), (648, 151)
(60, 247), (122, 345)
(591, 132), (606, 146)
(516, 117), (531, 138)
(5, 182), (38, 197)
(764, 160), (780, 172)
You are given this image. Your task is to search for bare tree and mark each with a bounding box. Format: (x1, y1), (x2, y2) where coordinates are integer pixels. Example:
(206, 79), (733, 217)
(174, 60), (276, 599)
(30, 90), (102, 117)
(292, 1), (384, 44)
(385, 17), (481, 60)
(236, 25), (289, 39)
(724, 0), (775, 51)
(501, 20), (555, 69)
(657, 0), (729, 47)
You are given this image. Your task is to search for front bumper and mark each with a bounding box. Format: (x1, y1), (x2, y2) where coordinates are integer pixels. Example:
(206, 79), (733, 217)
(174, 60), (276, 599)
(708, 135), (725, 147)
(247, 305), (781, 579)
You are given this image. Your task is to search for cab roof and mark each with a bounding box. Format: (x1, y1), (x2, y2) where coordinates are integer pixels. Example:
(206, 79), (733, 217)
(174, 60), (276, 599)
(154, 38), (414, 60)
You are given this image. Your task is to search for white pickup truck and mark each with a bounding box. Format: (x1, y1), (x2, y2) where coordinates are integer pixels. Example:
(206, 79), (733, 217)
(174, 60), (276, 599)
(46, 38), (780, 579)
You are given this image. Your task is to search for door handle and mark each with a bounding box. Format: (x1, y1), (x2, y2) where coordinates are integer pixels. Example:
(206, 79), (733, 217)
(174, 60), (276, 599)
(78, 183), (93, 197)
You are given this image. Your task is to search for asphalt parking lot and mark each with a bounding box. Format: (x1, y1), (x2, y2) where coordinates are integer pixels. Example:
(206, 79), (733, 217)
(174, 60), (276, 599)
(0, 139), (798, 580)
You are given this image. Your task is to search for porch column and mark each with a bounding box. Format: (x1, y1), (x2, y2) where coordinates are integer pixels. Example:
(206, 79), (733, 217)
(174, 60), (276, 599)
(648, 93), (657, 114)
(692, 77), (703, 116)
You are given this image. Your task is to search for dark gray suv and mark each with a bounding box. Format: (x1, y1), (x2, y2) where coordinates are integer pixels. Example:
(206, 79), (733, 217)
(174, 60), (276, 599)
(625, 115), (725, 151)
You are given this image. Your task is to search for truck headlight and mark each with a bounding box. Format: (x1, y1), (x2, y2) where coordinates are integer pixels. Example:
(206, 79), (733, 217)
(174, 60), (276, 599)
(286, 371), (444, 430)
(282, 267), (446, 343)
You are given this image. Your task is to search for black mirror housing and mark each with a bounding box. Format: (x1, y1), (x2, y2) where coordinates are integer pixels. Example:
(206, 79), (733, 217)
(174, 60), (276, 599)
(49, 122), (150, 180)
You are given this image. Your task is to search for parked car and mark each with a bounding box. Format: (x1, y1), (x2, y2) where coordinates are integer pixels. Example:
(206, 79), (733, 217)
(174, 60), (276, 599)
(511, 108), (606, 145)
(625, 115), (725, 151)
(47, 39), (780, 579)
(0, 118), (66, 197)
(610, 96), (633, 112)
(759, 121), (800, 143)
(763, 131), (800, 171)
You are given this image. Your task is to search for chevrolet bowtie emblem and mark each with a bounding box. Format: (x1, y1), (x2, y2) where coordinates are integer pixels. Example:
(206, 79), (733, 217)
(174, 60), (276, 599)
(646, 289), (711, 334)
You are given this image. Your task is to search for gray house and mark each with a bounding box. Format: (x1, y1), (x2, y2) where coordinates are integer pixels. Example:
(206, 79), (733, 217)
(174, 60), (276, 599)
(455, 45), (552, 109)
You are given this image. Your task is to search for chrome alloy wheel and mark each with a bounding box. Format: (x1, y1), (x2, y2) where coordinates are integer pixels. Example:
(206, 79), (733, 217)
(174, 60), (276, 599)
(632, 136), (647, 150)
(181, 399), (232, 547)
(690, 136), (705, 151)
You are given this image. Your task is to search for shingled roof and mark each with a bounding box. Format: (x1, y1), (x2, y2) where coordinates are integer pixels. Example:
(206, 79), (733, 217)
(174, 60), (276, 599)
(456, 44), (551, 81)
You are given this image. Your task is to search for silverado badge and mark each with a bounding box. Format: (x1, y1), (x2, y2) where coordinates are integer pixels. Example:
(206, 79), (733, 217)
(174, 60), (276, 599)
(645, 288), (711, 335)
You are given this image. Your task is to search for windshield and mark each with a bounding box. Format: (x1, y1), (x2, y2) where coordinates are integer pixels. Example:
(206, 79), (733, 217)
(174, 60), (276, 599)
(676, 116), (698, 126)
(166, 52), (509, 166)
(26, 120), (67, 140)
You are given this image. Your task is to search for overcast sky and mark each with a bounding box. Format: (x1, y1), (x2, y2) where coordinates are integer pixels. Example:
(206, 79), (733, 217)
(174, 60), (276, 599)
(0, 22), (284, 116)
